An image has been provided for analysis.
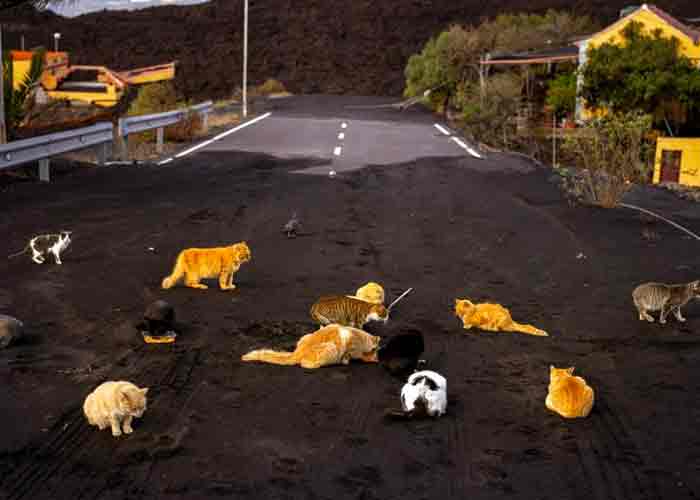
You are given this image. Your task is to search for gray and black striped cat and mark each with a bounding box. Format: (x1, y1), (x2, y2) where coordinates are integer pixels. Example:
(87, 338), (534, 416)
(632, 280), (700, 324)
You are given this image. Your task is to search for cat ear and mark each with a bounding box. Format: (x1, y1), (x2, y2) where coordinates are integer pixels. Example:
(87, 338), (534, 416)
(141, 388), (149, 395)
(566, 367), (575, 375)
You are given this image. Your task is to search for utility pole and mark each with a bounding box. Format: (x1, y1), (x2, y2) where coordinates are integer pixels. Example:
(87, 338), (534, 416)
(552, 111), (557, 168)
(242, 0), (248, 118)
(0, 24), (7, 144)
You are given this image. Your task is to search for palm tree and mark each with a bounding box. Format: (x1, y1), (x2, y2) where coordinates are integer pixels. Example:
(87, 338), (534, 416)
(3, 48), (45, 139)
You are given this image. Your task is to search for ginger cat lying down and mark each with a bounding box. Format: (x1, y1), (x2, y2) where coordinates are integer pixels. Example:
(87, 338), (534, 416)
(454, 298), (548, 337)
(241, 324), (380, 369)
(545, 366), (594, 418)
(162, 241), (251, 291)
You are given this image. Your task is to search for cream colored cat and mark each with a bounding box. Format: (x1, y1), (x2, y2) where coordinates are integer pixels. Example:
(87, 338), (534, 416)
(350, 282), (385, 304)
(242, 324), (380, 369)
(83, 381), (149, 437)
(545, 366), (594, 419)
(455, 298), (548, 336)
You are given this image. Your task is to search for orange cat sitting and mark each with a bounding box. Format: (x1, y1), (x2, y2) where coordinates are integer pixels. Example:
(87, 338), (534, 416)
(454, 298), (548, 337)
(545, 366), (594, 418)
(241, 324), (380, 369)
(162, 241), (251, 291)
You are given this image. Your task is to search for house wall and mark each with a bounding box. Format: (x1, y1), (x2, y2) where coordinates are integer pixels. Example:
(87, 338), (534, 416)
(654, 138), (700, 187)
(578, 5), (700, 121)
(588, 7), (700, 61)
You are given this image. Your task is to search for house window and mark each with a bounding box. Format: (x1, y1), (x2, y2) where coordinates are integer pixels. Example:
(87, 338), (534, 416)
(660, 150), (682, 183)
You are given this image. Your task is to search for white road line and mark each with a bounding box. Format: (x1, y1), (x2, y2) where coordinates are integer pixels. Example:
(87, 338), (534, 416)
(434, 123), (452, 136)
(451, 136), (483, 159)
(333, 146), (342, 156)
(338, 132), (345, 140)
(157, 112), (272, 165)
(341, 122), (348, 129)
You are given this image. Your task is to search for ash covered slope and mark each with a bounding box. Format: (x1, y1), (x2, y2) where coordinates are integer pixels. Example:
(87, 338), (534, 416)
(1, 0), (699, 100)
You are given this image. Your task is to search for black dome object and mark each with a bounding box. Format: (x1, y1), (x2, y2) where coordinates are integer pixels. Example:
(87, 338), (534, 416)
(144, 300), (175, 323)
(378, 331), (424, 377)
(140, 300), (176, 336)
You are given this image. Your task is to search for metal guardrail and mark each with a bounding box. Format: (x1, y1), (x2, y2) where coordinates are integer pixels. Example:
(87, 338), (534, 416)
(118, 101), (213, 155)
(0, 122), (113, 182)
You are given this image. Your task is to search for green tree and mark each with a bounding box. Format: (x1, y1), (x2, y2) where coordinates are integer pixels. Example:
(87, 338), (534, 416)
(546, 72), (577, 116)
(404, 11), (598, 114)
(581, 21), (700, 133)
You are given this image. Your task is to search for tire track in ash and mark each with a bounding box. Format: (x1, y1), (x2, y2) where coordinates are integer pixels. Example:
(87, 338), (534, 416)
(571, 393), (662, 500)
(444, 331), (470, 500)
(1, 346), (201, 500)
(80, 347), (202, 500)
(76, 346), (201, 500)
(0, 345), (147, 500)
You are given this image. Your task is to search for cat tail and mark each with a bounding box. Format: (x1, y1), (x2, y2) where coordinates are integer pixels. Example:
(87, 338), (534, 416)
(384, 408), (414, 420)
(241, 349), (299, 365)
(509, 321), (548, 337)
(161, 252), (185, 289)
(7, 244), (30, 259)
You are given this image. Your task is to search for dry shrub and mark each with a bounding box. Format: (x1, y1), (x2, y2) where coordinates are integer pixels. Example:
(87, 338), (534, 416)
(561, 111), (653, 208)
(254, 78), (288, 96)
(165, 111), (203, 142)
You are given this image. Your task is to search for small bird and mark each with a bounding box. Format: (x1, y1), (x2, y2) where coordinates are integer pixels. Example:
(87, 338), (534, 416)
(283, 212), (301, 238)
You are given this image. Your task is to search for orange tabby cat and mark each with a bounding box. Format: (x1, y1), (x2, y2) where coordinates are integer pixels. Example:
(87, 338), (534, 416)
(310, 295), (389, 328)
(454, 298), (548, 336)
(83, 381), (149, 437)
(241, 324), (380, 369)
(162, 241), (251, 290)
(545, 366), (594, 418)
(350, 282), (385, 304)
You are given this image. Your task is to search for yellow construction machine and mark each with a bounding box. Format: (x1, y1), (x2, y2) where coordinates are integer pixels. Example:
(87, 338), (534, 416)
(9, 50), (176, 107)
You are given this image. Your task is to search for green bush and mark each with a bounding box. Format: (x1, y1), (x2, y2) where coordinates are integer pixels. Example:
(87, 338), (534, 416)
(546, 72), (577, 117)
(127, 81), (177, 116)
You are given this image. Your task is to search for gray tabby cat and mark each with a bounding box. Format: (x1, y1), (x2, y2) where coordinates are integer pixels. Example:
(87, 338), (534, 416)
(8, 231), (72, 265)
(632, 280), (700, 324)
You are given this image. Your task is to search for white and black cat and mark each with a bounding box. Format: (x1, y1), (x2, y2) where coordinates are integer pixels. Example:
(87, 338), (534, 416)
(8, 231), (73, 265)
(386, 370), (447, 419)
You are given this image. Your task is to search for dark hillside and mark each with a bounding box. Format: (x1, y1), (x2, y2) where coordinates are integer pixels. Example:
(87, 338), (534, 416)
(1, 0), (699, 99)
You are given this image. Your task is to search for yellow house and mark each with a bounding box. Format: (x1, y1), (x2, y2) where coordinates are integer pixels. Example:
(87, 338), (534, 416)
(653, 138), (700, 186)
(575, 4), (700, 121)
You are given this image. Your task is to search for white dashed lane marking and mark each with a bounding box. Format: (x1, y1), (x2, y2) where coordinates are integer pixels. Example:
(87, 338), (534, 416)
(433, 123), (483, 159)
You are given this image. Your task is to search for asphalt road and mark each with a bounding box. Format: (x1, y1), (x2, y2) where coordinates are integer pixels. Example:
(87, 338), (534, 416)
(177, 95), (473, 174)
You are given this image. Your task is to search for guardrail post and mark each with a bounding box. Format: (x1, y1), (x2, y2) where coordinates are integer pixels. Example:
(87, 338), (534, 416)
(156, 127), (164, 154)
(116, 118), (128, 161)
(201, 111), (209, 133)
(95, 142), (108, 165)
(38, 158), (50, 182)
